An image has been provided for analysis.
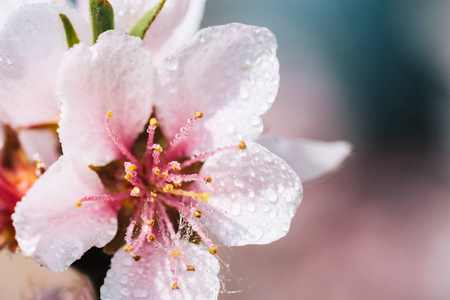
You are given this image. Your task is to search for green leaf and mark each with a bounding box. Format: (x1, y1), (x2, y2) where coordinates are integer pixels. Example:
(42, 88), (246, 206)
(59, 14), (80, 48)
(129, 0), (166, 39)
(89, 0), (114, 43)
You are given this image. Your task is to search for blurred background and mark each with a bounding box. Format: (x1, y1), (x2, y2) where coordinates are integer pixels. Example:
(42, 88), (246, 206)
(202, 1), (450, 300)
(2, 0), (450, 299)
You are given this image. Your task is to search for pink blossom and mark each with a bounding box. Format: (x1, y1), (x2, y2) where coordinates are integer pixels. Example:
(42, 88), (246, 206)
(6, 3), (350, 300)
(12, 27), (303, 299)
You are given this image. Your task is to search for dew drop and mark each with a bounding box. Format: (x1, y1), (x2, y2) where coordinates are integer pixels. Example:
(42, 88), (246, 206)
(122, 256), (133, 266)
(164, 56), (179, 71)
(120, 287), (130, 296)
(132, 288), (149, 298)
(239, 86), (250, 100)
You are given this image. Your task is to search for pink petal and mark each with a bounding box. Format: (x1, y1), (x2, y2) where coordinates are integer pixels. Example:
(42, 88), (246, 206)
(12, 155), (118, 273)
(197, 142), (302, 246)
(0, 3), (91, 128)
(258, 133), (352, 183)
(101, 243), (220, 300)
(18, 129), (61, 167)
(57, 30), (154, 166)
(156, 24), (279, 156)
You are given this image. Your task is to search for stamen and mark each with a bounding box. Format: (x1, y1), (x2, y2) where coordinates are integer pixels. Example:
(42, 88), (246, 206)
(187, 265), (196, 271)
(166, 173), (211, 184)
(124, 246), (132, 252)
(194, 210), (202, 218)
(238, 141), (247, 149)
(166, 112), (203, 155)
(146, 122), (157, 170)
(147, 220), (155, 226)
(209, 246), (218, 255)
(76, 193), (129, 207)
(163, 184), (174, 192)
(127, 164), (137, 171)
(172, 284), (179, 290)
(172, 249), (181, 258)
(105, 111), (139, 166)
(162, 188), (210, 202)
(149, 118), (159, 127)
(162, 198), (216, 251)
(180, 144), (243, 169)
(131, 186), (141, 197)
(153, 167), (161, 175)
(148, 234), (155, 242)
(168, 161), (181, 171)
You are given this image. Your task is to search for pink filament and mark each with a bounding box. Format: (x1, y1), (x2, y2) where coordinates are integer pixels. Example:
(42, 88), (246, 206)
(80, 193), (129, 203)
(145, 125), (156, 170)
(180, 144), (240, 169)
(105, 116), (139, 167)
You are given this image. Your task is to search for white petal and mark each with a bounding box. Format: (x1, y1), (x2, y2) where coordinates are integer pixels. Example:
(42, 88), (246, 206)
(0, 3), (91, 128)
(57, 30), (154, 166)
(12, 155), (118, 273)
(197, 142), (302, 246)
(18, 129), (61, 167)
(156, 24), (279, 156)
(144, 0), (206, 65)
(0, 0), (73, 29)
(101, 243), (220, 300)
(258, 133), (352, 183)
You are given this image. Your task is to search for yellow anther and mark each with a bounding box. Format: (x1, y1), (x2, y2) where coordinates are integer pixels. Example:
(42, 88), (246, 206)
(133, 255), (142, 261)
(124, 246), (132, 252)
(195, 111), (203, 118)
(149, 117), (159, 127)
(153, 144), (163, 153)
(162, 171), (169, 179)
(238, 141), (247, 149)
(147, 220), (155, 226)
(200, 192), (210, 202)
(173, 165), (181, 171)
(173, 182), (182, 187)
(205, 176), (212, 183)
(76, 200), (82, 207)
(172, 249), (181, 258)
(124, 173), (132, 180)
(148, 234), (155, 242)
(154, 167), (161, 175)
(132, 186), (141, 196)
(172, 284), (179, 290)
(209, 246), (218, 255)
(128, 164), (137, 171)
(194, 210), (202, 218)
(151, 191), (157, 199)
(107, 110), (113, 118)
(187, 265), (196, 272)
(164, 184), (174, 192)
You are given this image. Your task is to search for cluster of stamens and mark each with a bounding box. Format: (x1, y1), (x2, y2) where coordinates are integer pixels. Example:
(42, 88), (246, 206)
(76, 110), (246, 290)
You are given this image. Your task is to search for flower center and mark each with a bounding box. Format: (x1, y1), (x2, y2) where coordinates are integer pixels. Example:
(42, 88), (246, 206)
(77, 110), (246, 290)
